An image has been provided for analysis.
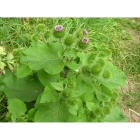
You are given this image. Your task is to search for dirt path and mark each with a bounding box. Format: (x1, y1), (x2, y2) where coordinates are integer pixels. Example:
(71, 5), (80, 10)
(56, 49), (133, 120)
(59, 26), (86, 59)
(118, 19), (140, 122)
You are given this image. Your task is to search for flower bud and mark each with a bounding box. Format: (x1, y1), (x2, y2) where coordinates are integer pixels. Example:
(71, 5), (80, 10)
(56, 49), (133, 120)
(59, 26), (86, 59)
(112, 91), (118, 99)
(103, 106), (111, 115)
(82, 38), (88, 44)
(99, 49), (111, 58)
(78, 38), (89, 49)
(91, 64), (103, 75)
(44, 30), (51, 39)
(64, 35), (74, 46)
(54, 25), (63, 31)
(103, 70), (112, 79)
(83, 29), (88, 35)
(82, 65), (89, 74)
(97, 59), (105, 67)
(31, 33), (38, 41)
(76, 29), (83, 38)
(53, 25), (64, 38)
(69, 98), (77, 105)
(36, 24), (45, 31)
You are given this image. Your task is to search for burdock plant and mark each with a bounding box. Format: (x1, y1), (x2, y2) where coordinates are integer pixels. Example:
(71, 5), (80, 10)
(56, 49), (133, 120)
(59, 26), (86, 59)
(1, 24), (128, 122)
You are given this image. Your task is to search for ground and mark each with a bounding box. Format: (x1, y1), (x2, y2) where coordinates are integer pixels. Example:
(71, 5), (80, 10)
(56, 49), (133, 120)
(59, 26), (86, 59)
(117, 18), (140, 122)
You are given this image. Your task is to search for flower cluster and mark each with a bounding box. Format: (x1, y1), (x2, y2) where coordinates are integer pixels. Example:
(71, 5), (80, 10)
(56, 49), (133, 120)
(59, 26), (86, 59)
(54, 25), (63, 32)
(54, 25), (89, 45)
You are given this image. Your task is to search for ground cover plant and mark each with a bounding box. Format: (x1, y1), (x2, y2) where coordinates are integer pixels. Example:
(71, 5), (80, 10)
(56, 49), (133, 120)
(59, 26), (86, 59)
(0, 18), (139, 122)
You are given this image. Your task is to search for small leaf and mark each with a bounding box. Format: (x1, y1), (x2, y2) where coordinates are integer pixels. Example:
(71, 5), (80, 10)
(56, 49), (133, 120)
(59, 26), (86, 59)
(40, 85), (59, 103)
(86, 102), (94, 111)
(78, 108), (89, 122)
(100, 84), (113, 98)
(80, 91), (96, 102)
(16, 64), (32, 78)
(77, 52), (88, 65)
(95, 91), (107, 101)
(8, 98), (27, 120)
(28, 108), (36, 121)
(68, 104), (78, 116)
(50, 82), (63, 91)
(64, 49), (77, 59)
(66, 60), (80, 71)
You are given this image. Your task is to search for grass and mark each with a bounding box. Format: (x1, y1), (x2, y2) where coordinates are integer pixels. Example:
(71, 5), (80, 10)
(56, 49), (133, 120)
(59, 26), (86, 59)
(0, 18), (140, 122)
(0, 92), (7, 122)
(114, 18), (140, 121)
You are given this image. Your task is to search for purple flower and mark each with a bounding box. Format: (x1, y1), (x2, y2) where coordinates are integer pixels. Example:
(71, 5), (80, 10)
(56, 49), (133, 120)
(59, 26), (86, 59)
(54, 25), (63, 32)
(83, 29), (88, 35)
(82, 38), (88, 44)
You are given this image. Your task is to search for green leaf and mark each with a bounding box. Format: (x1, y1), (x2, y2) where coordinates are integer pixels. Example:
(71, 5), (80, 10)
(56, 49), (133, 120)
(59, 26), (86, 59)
(37, 70), (60, 87)
(0, 70), (43, 102)
(103, 106), (129, 122)
(20, 43), (64, 74)
(8, 98), (27, 121)
(68, 104), (78, 116)
(95, 90), (107, 101)
(64, 49), (77, 59)
(28, 108), (36, 121)
(16, 64), (32, 78)
(34, 102), (77, 122)
(70, 75), (90, 97)
(80, 92), (95, 102)
(50, 82), (63, 91)
(40, 85), (59, 103)
(100, 84), (113, 98)
(78, 108), (89, 122)
(66, 60), (80, 71)
(86, 102), (94, 111)
(96, 62), (126, 88)
(77, 52), (88, 65)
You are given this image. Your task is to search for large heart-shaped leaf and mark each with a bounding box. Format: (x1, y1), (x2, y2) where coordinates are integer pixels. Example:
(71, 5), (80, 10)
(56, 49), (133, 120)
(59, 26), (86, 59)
(0, 70), (44, 102)
(34, 101), (77, 122)
(20, 42), (64, 74)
